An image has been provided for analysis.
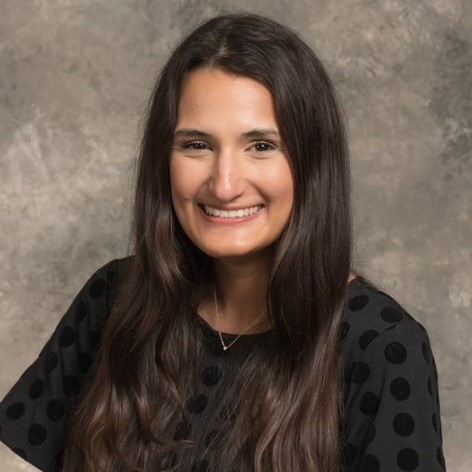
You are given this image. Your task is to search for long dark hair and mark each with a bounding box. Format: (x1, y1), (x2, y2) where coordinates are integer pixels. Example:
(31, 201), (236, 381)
(63, 11), (353, 472)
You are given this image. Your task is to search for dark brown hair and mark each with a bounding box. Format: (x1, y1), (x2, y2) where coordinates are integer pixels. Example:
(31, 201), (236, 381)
(63, 11), (355, 472)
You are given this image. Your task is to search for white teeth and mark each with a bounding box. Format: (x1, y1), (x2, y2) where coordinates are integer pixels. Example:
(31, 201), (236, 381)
(202, 204), (262, 218)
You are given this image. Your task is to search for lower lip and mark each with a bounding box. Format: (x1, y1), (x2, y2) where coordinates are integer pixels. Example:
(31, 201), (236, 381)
(198, 205), (264, 225)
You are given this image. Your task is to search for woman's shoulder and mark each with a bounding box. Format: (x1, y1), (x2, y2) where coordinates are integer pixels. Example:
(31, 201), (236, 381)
(0, 255), (134, 471)
(340, 276), (434, 364)
(339, 278), (445, 471)
(90, 255), (133, 285)
(85, 256), (134, 303)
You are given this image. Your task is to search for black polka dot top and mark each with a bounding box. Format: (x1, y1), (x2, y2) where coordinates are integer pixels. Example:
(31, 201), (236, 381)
(0, 257), (447, 471)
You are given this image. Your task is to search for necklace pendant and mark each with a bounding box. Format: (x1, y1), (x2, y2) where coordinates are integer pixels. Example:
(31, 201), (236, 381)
(213, 282), (267, 353)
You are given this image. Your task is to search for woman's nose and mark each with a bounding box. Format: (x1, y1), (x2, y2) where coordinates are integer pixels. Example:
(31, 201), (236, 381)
(207, 150), (245, 201)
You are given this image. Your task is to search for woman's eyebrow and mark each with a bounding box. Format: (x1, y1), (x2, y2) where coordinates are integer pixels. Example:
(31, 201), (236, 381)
(173, 129), (211, 139)
(243, 128), (280, 138)
(173, 128), (280, 139)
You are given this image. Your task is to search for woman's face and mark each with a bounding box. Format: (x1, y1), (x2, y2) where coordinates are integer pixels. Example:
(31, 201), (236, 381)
(169, 67), (294, 260)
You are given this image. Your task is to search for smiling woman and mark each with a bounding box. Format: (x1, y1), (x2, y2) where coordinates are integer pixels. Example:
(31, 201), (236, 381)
(0, 11), (446, 472)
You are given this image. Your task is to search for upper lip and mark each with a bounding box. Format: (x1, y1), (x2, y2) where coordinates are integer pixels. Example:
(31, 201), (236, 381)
(199, 203), (264, 211)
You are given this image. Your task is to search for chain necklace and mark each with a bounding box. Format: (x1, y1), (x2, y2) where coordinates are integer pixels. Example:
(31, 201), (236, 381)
(213, 283), (267, 351)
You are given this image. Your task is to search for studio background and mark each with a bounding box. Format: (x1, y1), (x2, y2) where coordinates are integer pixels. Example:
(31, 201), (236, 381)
(0, 1), (470, 471)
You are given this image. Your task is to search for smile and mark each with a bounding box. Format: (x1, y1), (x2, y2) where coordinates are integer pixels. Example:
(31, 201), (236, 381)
(199, 204), (264, 219)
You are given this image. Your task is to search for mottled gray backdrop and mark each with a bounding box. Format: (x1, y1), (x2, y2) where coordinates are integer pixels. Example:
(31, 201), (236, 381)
(1, 0), (470, 471)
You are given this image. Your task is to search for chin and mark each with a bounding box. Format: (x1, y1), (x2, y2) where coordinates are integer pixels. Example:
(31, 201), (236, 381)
(202, 248), (253, 259)
(198, 244), (273, 260)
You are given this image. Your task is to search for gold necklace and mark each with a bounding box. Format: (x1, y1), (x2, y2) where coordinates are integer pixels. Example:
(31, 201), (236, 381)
(213, 283), (267, 351)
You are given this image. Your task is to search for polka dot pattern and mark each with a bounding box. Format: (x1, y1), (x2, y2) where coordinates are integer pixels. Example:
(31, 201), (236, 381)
(186, 394), (208, 414)
(341, 285), (446, 471)
(6, 402), (25, 420)
(58, 326), (77, 347)
(0, 260), (446, 472)
(200, 365), (222, 386)
(433, 357), (438, 380)
(437, 446), (446, 470)
(390, 377), (411, 401)
(28, 379), (44, 400)
(385, 341), (407, 364)
(397, 447), (419, 471)
(360, 392), (380, 415)
(393, 413), (415, 436)
(339, 321), (350, 341)
(381, 306), (404, 323)
(422, 342), (432, 363)
(361, 454), (380, 472)
(0, 259), (126, 472)
(432, 412), (438, 433)
(348, 294), (369, 311)
(359, 330), (379, 350)
(27, 424), (47, 445)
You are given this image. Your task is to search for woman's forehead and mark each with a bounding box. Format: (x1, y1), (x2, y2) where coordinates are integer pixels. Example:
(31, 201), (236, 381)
(176, 68), (278, 133)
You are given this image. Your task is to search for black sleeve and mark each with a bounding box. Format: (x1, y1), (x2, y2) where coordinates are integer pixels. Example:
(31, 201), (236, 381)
(341, 321), (447, 472)
(0, 259), (122, 472)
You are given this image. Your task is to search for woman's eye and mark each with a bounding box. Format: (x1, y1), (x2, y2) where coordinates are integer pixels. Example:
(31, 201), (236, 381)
(252, 140), (278, 152)
(181, 141), (209, 151)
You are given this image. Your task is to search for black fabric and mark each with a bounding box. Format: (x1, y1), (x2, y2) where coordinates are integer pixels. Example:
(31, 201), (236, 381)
(0, 258), (447, 471)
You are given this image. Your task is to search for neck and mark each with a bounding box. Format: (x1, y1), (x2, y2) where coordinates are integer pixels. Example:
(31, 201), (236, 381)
(197, 250), (358, 335)
(201, 251), (272, 334)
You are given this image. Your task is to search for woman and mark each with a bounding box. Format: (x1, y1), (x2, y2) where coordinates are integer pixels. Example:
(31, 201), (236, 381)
(0, 12), (446, 472)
